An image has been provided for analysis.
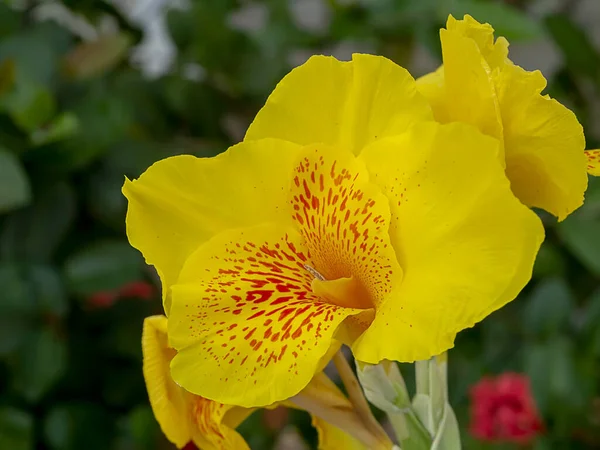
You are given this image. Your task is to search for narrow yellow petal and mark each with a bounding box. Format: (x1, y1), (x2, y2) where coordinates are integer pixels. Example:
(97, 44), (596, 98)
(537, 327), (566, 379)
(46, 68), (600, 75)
(586, 150), (600, 176)
(142, 315), (194, 448)
(123, 139), (302, 313)
(356, 122), (544, 363)
(245, 54), (432, 154)
(313, 416), (370, 450)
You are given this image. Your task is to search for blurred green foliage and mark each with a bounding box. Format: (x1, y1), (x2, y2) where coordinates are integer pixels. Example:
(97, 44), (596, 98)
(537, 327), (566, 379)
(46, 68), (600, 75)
(0, 0), (599, 449)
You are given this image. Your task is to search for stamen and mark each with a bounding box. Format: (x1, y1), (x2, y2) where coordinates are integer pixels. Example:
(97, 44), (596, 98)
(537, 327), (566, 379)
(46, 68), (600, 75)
(304, 264), (326, 281)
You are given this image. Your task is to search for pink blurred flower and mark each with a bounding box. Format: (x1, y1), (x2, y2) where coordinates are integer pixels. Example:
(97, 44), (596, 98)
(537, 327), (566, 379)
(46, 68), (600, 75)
(470, 372), (543, 444)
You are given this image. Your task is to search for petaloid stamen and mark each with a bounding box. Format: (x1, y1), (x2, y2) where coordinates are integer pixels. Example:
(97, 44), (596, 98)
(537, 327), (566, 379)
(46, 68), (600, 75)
(304, 264), (326, 281)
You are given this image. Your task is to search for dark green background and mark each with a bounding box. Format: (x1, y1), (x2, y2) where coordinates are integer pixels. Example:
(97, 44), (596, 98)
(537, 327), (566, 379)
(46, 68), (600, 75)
(0, 0), (599, 449)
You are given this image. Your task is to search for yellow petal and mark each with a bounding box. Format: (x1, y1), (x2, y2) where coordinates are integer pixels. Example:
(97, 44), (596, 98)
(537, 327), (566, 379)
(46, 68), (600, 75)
(446, 14), (509, 69)
(355, 122), (544, 363)
(142, 316), (251, 450)
(313, 416), (370, 450)
(245, 54), (432, 154)
(586, 150), (600, 176)
(417, 15), (588, 220)
(418, 21), (504, 150)
(142, 315), (194, 448)
(169, 223), (364, 407)
(190, 399), (250, 450)
(289, 145), (403, 312)
(496, 64), (588, 220)
(123, 139), (301, 313)
(291, 372), (375, 449)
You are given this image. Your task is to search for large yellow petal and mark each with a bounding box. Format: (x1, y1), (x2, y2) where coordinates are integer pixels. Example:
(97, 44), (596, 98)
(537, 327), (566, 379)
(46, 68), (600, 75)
(142, 315), (193, 448)
(245, 53), (432, 154)
(586, 150), (600, 176)
(418, 15), (588, 220)
(355, 122), (544, 363)
(169, 223), (364, 408)
(123, 139), (301, 313)
(495, 64), (588, 220)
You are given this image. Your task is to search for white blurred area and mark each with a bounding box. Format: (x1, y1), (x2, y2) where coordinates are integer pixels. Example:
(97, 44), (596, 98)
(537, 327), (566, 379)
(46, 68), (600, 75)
(7, 0), (600, 83)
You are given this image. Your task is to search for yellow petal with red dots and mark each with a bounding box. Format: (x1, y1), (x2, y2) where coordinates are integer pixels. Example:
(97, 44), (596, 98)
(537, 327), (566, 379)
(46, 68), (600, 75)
(245, 53), (432, 154)
(586, 150), (600, 176)
(289, 144), (403, 312)
(189, 399), (250, 450)
(142, 315), (194, 448)
(496, 64), (588, 220)
(123, 139), (301, 313)
(169, 223), (365, 408)
(356, 122), (544, 363)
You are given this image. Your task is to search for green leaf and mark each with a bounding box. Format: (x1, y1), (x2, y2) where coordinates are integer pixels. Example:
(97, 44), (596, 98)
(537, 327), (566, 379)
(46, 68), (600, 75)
(438, 0), (545, 41)
(1, 82), (56, 132)
(10, 327), (67, 402)
(523, 278), (574, 336)
(0, 58), (16, 98)
(557, 211), (600, 276)
(0, 148), (31, 214)
(43, 403), (115, 450)
(63, 34), (132, 80)
(30, 112), (79, 146)
(532, 241), (566, 278)
(0, 407), (33, 450)
(0, 182), (76, 262)
(545, 14), (600, 79)
(64, 240), (144, 296)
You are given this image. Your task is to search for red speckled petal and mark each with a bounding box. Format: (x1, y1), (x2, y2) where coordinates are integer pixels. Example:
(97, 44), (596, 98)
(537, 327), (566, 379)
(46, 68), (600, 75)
(169, 224), (364, 408)
(586, 150), (600, 176)
(290, 145), (402, 310)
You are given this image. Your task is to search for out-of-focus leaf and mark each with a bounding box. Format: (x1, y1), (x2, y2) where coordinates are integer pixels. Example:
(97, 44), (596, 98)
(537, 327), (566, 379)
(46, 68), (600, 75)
(523, 278), (574, 336)
(64, 34), (132, 80)
(0, 407), (33, 450)
(0, 58), (15, 97)
(545, 14), (600, 79)
(0, 263), (35, 356)
(127, 406), (160, 448)
(0, 81), (55, 132)
(28, 265), (69, 318)
(557, 212), (600, 276)
(30, 112), (79, 146)
(0, 182), (76, 262)
(11, 327), (67, 402)
(64, 240), (143, 296)
(44, 403), (115, 450)
(0, 148), (31, 213)
(439, 0), (544, 41)
(0, 22), (72, 87)
(532, 241), (566, 278)
(0, 4), (19, 38)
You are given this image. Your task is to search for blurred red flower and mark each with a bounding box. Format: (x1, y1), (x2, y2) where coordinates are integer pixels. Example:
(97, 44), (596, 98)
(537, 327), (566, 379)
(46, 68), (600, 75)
(87, 281), (154, 308)
(470, 372), (543, 444)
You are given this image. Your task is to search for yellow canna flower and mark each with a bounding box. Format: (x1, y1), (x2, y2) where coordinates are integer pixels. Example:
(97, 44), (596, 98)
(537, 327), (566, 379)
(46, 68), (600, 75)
(142, 315), (371, 450)
(125, 93), (542, 408)
(416, 14), (591, 221)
